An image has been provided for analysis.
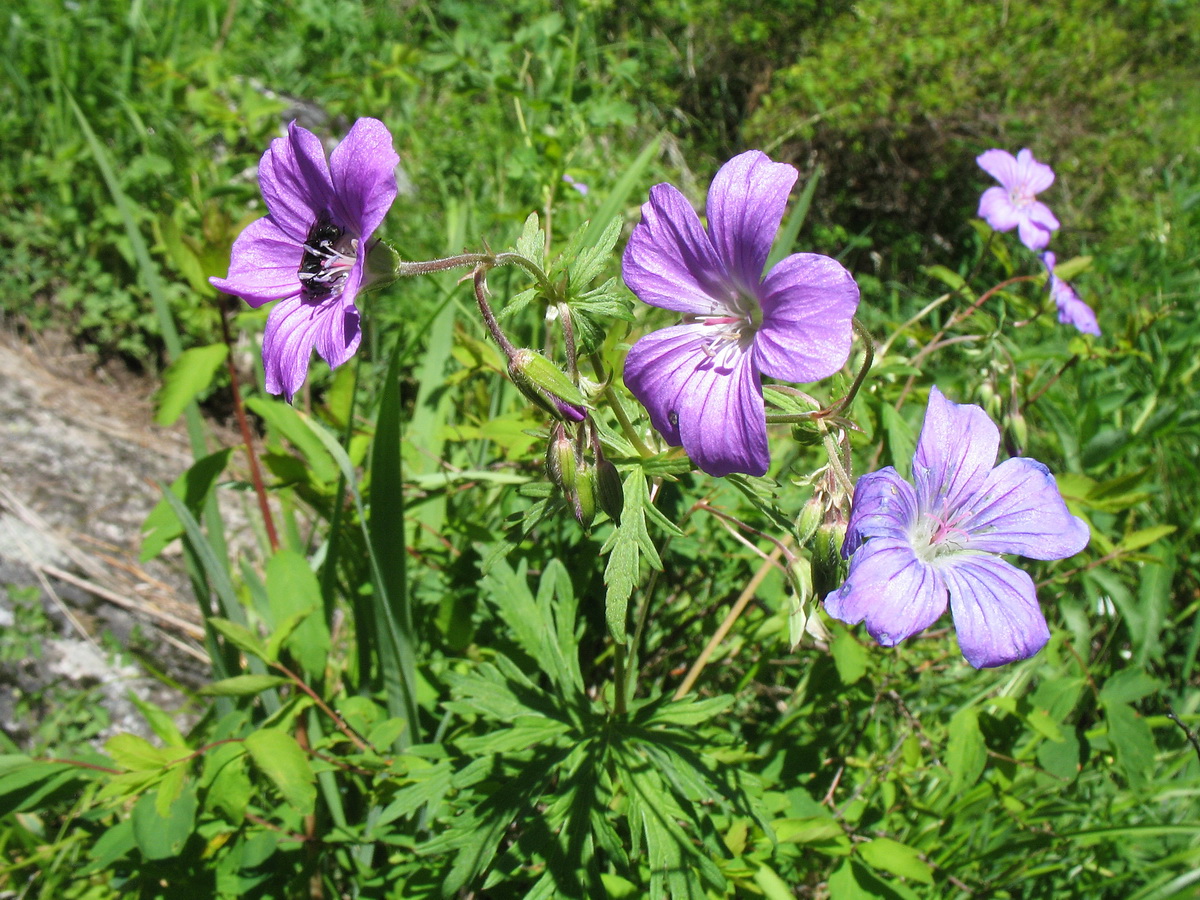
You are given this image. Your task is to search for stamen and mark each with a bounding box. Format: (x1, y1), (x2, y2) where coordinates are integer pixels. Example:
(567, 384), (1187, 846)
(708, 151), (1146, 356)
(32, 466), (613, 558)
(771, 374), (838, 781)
(298, 215), (356, 300)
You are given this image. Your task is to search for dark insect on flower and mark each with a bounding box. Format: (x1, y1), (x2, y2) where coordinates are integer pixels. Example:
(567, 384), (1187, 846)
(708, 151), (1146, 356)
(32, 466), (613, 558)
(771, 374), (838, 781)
(298, 217), (353, 299)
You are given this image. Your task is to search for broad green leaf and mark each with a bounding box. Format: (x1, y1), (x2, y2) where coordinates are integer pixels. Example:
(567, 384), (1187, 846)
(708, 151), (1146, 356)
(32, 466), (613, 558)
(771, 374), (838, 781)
(106, 733), (183, 771)
(245, 728), (316, 815)
(1119, 524), (1176, 552)
(132, 783), (198, 860)
(515, 210), (544, 269)
(265, 549), (330, 674)
(140, 448), (232, 562)
(831, 626), (870, 684)
(199, 674), (292, 696)
(858, 837), (933, 884)
(154, 343), (228, 426)
(945, 707), (986, 791)
(754, 864), (797, 900)
(1099, 667), (1163, 705)
(200, 742), (251, 825)
(1101, 701), (1156, 789)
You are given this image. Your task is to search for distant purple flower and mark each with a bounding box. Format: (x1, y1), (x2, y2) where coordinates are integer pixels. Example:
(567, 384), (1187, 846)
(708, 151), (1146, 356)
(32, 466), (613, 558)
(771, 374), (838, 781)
(622, 151), (860, 476)
(825, 387), (1089, 668)
(211, 118), (398, 401)
(977, 148), (1060, 252)
(1042, 252), (1100, 336)
(562, 173), (589, 196)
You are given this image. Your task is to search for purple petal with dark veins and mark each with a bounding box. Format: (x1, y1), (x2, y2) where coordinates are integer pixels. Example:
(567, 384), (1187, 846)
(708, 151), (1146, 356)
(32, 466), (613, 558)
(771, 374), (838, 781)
(258, 122), (336, 241)
(208, 218), (302, 307)
(328, 117), (399, 240)
(622, 182), (733, 315)
(944, 553), (1050, 668)
(961, 458), (1090, 559)
(754, 253), (859, 383)
(623, 324), (768, 476)
(843, 468), (919, 557)
(912, 386), (999, 517)
(824, 537), (948, 647)
(705, 151), (797, 293)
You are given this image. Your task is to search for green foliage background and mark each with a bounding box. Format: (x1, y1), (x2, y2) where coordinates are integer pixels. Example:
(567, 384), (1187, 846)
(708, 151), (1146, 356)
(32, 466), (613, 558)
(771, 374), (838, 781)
(1, 0), (1198, 898)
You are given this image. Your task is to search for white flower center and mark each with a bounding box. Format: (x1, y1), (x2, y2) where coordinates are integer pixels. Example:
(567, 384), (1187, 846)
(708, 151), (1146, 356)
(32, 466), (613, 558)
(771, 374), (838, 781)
(682, 291), (762, 366)
(1007, 181), (1036, 209)
(298, 215), (358, 300)
(911, 507), (971, 562)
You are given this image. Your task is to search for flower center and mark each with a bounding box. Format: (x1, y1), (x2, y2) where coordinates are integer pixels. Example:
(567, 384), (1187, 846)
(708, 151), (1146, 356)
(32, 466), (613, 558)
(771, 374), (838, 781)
(912, 508), (971, 562)
(1007, 181), (1035, 209)
(682, 291), (762, 365)
(298, 214), (358, 301)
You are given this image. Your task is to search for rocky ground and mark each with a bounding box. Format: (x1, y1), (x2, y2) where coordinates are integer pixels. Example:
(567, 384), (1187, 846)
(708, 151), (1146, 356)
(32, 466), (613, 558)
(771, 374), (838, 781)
(0, 332), (222, 749)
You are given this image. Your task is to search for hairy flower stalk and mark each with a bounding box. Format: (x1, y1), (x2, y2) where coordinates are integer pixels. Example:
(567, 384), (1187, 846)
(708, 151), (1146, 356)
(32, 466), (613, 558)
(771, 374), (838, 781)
(622, 151), (860, 477)
(825, 386), (1089, 668)
(210, 118), (399, 400)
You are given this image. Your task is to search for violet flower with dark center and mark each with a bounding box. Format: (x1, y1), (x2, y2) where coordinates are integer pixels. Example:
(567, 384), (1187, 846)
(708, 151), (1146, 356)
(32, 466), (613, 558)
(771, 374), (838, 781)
(622, 151), (860, 477)
(1042, 252), (1100, 336)
(977, 148), (1060, 252)
(210, 118), (398, 401)
(825, 386), (1089, 668)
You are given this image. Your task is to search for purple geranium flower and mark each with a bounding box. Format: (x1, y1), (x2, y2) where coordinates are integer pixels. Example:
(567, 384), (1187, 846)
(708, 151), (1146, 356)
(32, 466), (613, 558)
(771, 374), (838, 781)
(976, 148), (1060, 252)
(210, 118), (398, 401)
(1042, 252), (1100, 336)
(824, 386), (1089, 668)
(622, 151), (860, 477)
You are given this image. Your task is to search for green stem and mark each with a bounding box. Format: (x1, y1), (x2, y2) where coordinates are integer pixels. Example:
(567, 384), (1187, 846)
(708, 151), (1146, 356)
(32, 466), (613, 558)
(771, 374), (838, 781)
(589, 352), (654, 458)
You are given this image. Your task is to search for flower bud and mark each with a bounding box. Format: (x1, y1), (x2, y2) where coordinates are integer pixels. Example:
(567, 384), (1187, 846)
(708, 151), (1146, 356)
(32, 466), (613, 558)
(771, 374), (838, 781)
(811, 521), (847, 600)
(1005, 409), (1028, 455)
(508, 349), (587, 422)
(572, 461), (597, 529)
(796, 492), (825, 545)
(545, 423), (578, 494)
(360, 238), (403, 294)
(596, 458), (624, 524)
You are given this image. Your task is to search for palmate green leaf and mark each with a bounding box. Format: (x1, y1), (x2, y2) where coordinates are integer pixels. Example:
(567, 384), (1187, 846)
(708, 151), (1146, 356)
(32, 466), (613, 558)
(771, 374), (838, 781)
(375, 759), (454, 828)
(725, 474), (796, 537)
(569, 279), (635, 352)
(153, 343), (228, 427)
(244, 728), (316, 816)
(570, 217), (623, 290)
(444, 656), (569, 723)
(638, 694), (735, 728)
(601, 471), (665, 643)
(515, 211), (544, 270)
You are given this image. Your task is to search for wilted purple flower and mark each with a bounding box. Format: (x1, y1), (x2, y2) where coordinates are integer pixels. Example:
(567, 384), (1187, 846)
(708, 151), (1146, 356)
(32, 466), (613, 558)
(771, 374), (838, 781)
(211, 118), (398, 401)
(824, 386), (1089, 668)
(622, 151), (860, 476)
(976, 148), (1060, 252)
(1042, 252), (1100, 336)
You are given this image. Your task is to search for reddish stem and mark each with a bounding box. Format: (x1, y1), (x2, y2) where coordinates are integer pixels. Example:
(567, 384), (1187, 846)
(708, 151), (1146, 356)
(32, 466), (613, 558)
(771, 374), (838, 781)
(220, 304), (280, 552)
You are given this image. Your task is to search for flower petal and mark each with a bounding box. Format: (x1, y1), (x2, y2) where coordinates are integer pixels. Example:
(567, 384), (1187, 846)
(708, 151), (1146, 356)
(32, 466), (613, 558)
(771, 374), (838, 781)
(944, 554), (1049, 668)
(976, 149), (1020, 190)
(824, 537), (948, 647)
(1057, 292), (1101, 336)
(961, 458), (1090, 559)
(977, 186), (1021, 232)
(912, 386), (999, 516)
(705, 151), (797, 292)
(208, 218), (303, 307)
(261, 294), (340, 401)
(754, 252), (859, 382)
(328, 117), (399, 240)
(623, 324), (769, 476)
(1015, 148), (1055, 194)
(258, 122), (336, 242)
(1017, 207), (1056, 252)
(622, 183), (732, 315)
(844, 468), (919, 556)
(314, 269), (364, 371)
